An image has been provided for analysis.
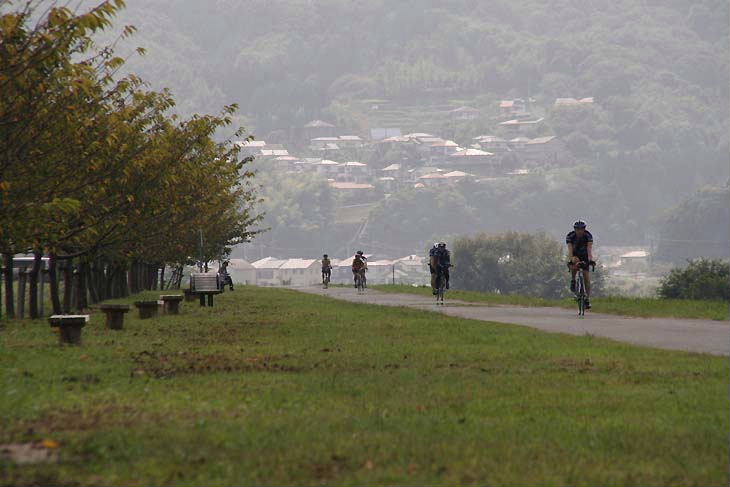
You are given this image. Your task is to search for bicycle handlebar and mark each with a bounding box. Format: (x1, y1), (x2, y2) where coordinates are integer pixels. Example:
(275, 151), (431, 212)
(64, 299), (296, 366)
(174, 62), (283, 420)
(567, 260), (596, 271)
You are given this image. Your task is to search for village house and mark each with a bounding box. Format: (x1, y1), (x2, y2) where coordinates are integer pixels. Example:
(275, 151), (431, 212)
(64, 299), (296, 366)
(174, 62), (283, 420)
(394, 255), (429, 285)
(251, 257), (287, 286)
(446, 148), (498, 176)
(554, 97), (594, 108)
(342, 161), (370, 183)
(449, 106), (480, 121)
(302, 119), (337, 140)
(316, 159), (344, 178)
(337, 135), (365, 148)
(310, 137), (340, 150)
(473, 135), (511, 153)
(224, 259), (257, 285)
(499, 99), (526, 117)
(498, 117), (545, 132)
(236, 140), (266, 158)
(278, 259), (321, 286)
(522, 136), (569, 164)
(329, 181), (377, 202)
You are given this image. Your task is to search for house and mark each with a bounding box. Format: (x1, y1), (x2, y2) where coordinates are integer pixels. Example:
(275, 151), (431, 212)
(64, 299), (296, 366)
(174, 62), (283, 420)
(507, 137), (531, 151)
(278, 259), (320, 286)
(302, 119), (337, 140)
(236, 140), (266, 158)
(310, 137), (340, 149)
(427, 139), (460, 158)
(316, 159), (343, 178)
(442, 170), (475, 183)
(343, 161), (370, 182)
(522, 136), (569, 164)
(473, 135), (511, 153)
(498, 117), (544, 132)
(446, 148), (498, 176)
(499, 99), (526, 117)
(224, 259), (257, 285)
(418, 172), (449, 187)
(337, 135), (364, 148)
(251, 257), (287, 286)
(450, 106), (480, 121)
(554, 97), (594, 108)
(618, 250), (650, 273)
(377, 176), (397, 192)
(366, 259), (396, 284)
(394, 255), (429, 285)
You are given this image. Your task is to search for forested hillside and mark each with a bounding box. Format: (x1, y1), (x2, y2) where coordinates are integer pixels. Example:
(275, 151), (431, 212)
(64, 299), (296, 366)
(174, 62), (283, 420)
(104, 0), (729, 254)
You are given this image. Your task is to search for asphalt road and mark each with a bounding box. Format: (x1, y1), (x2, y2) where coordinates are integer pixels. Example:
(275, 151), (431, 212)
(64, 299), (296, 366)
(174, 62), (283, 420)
(298, 287), (729, 356)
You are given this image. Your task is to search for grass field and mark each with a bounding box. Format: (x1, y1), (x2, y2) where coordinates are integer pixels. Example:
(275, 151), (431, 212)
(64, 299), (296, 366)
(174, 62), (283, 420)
(1, 287), (728, 485)
(374, 285), (730, 321)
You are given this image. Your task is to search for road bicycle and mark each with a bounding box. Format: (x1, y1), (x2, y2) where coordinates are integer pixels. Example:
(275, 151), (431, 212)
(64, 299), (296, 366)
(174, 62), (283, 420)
(354, 270), (366, 294)
(572, 260), (595, 317)
(322, 268), (331, 289)
(434, 265), (452, 305)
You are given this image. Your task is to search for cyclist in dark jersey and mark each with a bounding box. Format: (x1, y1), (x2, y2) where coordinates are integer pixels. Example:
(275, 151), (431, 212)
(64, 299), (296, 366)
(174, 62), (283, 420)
(566, 220), (595, 308)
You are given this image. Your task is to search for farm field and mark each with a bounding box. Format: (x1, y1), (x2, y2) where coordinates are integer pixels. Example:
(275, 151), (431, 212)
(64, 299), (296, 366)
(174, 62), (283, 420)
(1, 287), (728, 485)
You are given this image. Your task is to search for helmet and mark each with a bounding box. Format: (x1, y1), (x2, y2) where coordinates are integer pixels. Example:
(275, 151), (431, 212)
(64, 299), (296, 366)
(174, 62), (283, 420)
(433, 242), (439, 248)
(356, 250), (363, 255)
(573, 220), (587, 229)
(323, 254), (328, 258)
(438, 242), (446, 248)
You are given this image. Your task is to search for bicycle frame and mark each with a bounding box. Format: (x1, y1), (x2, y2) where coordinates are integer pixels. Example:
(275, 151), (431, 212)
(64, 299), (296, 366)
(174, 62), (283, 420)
(573, 261), (592, 316)
(435, 267), (447, 305)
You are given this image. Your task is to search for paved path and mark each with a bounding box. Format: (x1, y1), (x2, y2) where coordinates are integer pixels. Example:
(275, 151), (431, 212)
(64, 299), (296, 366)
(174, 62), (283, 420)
(298, 287), (729, 356)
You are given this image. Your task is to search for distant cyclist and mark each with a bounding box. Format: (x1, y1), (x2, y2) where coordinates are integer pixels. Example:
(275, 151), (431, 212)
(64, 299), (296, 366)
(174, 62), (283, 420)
(321, 254), (332, 285)
(352, 251), (367, 288)
(566, 220), (595, 309)
(430, 242), (452, 294)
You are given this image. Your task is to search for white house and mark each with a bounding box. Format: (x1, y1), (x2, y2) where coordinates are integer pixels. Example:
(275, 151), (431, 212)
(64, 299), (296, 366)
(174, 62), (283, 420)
(278, 259), (320, 286)
(251, 257), (287, 286)
(225, 259), (257, 285)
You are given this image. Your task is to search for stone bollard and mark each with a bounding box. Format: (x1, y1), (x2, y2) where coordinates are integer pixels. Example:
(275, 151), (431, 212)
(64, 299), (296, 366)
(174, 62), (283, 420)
(99, 304), (130, 330)
(134, 300), (159, 319)
(183, 288), (197, 302)
(160, 295), (184, 314)
(49, 315), (89, 345)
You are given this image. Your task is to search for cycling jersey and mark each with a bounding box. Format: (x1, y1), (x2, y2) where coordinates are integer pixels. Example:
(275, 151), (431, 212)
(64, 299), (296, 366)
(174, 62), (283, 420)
(321, 258), (331, 270)
(352, 258), (365, 271)
(566, 230), (593, 259)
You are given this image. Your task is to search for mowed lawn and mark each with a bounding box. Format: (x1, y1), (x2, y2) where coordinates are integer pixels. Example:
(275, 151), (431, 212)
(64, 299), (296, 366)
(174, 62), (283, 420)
(373, 285), (730, 321)
(1, 287), (727, 486)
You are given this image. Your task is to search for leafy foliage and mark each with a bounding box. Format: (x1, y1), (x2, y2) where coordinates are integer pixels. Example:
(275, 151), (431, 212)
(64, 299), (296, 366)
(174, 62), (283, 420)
(658, 259), (730, 301)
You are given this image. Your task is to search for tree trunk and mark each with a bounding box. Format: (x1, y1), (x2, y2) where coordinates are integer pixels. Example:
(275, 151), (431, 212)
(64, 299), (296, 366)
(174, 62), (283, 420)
(28, 250), (42, 319)
(159, 264), (165, 291)
(62, 261), (73, 314)
(49, 253), (61, 315)
(17, 269), (27, 319)
(3, 253), (14, 319)
(75, 264), (86, 311)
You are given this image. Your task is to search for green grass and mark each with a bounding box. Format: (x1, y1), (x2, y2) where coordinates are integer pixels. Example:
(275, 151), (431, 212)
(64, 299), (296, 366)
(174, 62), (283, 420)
(373, 285), (730, 321)
(1, 287), (728, 485)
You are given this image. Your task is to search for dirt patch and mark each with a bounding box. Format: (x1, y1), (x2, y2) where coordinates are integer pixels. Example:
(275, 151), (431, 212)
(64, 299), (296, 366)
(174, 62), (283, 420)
(310, 454), (350, 481)
(551, 357), (596, 373)
(0, 441), (60, 465)
(130, 350), (302, 379)
(8, 405), (163, 435)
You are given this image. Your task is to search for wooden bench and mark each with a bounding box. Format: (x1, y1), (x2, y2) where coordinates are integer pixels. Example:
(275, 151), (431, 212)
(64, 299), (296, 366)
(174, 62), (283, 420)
(134, 300), (159, 319)
(190, 273), (222, 307)
(49, 315), (89, 345)
(98, 304), (130, 330)
(160, 294), (184, 314)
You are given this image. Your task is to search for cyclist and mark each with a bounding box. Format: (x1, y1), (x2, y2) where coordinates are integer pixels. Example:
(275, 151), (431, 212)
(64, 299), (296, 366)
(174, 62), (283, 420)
(352, 252), (367, 288)
(566, 220), (595, 309)
(431, 242), (451, 294)
(321, 254), (332, 285)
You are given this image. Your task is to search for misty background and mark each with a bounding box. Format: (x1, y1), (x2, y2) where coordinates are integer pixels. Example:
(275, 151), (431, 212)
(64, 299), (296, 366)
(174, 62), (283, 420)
(100, 0), (729, 276)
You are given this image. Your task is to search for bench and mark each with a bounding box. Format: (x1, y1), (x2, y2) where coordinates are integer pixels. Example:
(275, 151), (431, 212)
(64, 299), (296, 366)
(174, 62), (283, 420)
(49, 315), (89, 345)
(190, 273), (222, 307)
(98, 304), (130, 330)
(134, 300), (159, 319)
(160, 294), (184, 314)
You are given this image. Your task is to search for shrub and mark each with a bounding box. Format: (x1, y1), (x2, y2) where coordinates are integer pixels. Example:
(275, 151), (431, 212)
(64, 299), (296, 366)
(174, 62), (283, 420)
(658, 259), (730, 300)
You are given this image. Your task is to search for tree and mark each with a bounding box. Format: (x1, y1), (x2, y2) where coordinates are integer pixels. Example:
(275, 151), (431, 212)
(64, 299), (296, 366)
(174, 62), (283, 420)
(658, 259), (730, 301)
